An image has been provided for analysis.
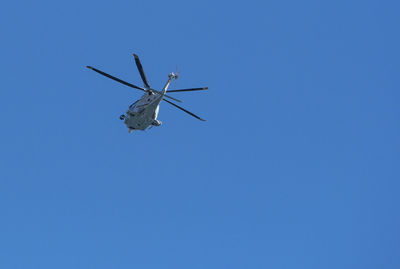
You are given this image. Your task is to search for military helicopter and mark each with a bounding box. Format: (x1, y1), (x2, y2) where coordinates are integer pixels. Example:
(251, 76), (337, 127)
(86, 54), (208, 132)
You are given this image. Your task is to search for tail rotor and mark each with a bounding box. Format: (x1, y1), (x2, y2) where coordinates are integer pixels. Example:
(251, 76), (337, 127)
(169, 65), (180, 80)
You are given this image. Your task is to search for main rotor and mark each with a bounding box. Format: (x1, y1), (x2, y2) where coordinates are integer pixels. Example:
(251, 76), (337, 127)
(86, 53), (208, 121)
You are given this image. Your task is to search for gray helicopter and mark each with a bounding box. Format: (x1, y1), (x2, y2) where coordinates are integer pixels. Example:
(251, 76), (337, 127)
(87, 54), (208, 132)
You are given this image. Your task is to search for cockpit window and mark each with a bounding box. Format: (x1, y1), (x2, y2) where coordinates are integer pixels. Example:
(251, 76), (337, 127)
(129, 100), (139, 109)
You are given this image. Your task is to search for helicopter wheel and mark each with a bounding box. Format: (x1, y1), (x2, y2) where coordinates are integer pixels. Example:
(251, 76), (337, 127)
(120, 115), (125, 120)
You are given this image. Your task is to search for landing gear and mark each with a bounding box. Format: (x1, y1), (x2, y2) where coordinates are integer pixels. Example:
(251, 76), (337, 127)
(120, 114), (126, 120)
(151, 120), (162, 126)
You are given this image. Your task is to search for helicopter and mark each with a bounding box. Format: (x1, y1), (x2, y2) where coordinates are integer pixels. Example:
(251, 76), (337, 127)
(86, 54), (208, 132)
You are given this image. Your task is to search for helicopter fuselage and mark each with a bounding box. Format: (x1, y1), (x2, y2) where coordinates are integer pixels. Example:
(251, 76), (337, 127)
(122, 92), (163, 131)
(120, 74), (175, 131)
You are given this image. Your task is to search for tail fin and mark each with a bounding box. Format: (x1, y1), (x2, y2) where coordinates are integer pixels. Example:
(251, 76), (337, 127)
(161, 73), (178, 95)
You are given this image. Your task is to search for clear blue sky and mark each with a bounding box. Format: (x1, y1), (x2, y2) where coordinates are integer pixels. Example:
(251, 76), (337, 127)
(1, 0), (399, 268)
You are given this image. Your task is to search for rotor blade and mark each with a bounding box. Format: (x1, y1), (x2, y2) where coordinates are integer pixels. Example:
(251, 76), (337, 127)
(159, 92), (183, 103)
(87, 65), (182, 102)
(133, 54), (150, 89)
(167, 87), (208, 93)
(86, 66), (145, 92)
(163, 99), (205, 121)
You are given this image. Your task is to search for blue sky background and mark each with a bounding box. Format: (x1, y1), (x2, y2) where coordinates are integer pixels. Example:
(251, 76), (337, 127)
(1, 0), (399, 268)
